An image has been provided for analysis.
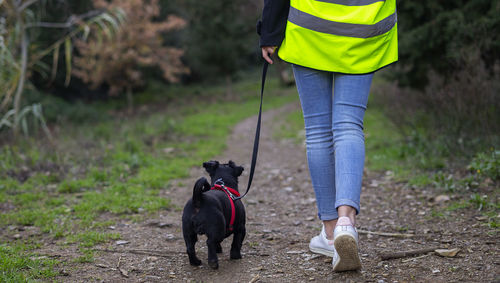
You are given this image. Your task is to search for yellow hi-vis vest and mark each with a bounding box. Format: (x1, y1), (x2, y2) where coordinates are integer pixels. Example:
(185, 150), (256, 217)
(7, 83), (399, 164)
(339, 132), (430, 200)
(278, 0), (398, 74)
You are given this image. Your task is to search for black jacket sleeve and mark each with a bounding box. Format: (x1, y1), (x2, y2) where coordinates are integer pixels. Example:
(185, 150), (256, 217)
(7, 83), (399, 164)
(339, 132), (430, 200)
(257, 0), (290, 47)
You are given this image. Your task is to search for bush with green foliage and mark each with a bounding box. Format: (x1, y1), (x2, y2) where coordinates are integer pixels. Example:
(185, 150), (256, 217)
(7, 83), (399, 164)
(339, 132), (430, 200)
(375, 1), (500, 157)
(181, 0), (259, 86)
(468, 150), (500, 180)
(396, 0), (500, 88)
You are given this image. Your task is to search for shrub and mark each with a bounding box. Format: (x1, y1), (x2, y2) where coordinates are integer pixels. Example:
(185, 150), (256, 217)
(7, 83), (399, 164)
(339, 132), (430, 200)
(181, 0), (259, 86)
(468, 150), (500, 180)
(73, 0), (189, 97)
(395, 0), (500, 88)
(375, 53), (499, 156)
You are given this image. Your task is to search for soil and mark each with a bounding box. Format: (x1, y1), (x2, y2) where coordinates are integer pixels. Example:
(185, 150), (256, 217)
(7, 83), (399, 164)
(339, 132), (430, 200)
(38, 103), (498, 282)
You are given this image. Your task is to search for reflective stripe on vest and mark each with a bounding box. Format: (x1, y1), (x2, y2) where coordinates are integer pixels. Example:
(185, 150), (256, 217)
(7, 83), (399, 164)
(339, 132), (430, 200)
(278, 0), (398, 74)
(288, 7), (397, 38)
(314, 0), (385, 6)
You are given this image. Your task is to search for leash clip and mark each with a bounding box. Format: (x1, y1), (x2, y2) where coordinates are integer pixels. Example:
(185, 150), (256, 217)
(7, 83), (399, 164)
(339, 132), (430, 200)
(214, 178), (224, 186)
(214, 178), (237, 200)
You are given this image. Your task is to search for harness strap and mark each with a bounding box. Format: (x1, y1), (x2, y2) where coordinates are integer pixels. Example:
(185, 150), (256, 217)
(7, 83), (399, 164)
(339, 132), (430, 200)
(211, 184), (241, 231)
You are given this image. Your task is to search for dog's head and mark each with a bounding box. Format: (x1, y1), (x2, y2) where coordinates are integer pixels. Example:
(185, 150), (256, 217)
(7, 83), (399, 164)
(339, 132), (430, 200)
(203, 160), (244, 189)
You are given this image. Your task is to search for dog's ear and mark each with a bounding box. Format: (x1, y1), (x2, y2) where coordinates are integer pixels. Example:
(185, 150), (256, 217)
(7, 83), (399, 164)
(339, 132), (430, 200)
(203, 160), (219, 175)
(233, 166), (244, 177)
(228, 161), (244, 177)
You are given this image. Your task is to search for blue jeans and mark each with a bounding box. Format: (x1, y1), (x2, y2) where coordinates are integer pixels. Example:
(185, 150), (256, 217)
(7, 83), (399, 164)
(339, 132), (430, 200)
(292, 64), (373, 221)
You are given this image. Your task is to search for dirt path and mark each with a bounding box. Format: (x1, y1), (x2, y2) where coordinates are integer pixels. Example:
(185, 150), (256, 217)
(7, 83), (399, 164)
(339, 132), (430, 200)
(56, 103), (498, 282)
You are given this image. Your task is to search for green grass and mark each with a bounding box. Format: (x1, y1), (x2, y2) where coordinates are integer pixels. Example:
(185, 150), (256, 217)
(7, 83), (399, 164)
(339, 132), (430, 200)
(0, 73), (298, 280)
(363, 108), (410, 175)
(0, 243), (60, 282)
(67, 231), (121, 248)
(273, 108), (304, 143)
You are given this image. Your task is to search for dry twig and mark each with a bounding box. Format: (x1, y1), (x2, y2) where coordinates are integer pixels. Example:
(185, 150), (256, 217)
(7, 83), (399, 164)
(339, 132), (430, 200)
(401, 253), (432, 263)
(249, 274), (261, 283)
(380, 247), (440, 260)
(93, 248), (181, 258)
(117, 255), (129, 278)
(358, 229), (415, 238)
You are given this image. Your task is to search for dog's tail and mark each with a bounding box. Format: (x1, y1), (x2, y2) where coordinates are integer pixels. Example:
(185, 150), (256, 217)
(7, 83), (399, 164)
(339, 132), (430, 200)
(193, 177), (211, 208)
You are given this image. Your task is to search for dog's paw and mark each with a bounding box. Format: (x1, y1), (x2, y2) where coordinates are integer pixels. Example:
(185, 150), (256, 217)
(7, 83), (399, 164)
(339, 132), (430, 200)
(230, 251), (242, 260)
(208, 260), (219, 269)
(189, 258), (202, 266)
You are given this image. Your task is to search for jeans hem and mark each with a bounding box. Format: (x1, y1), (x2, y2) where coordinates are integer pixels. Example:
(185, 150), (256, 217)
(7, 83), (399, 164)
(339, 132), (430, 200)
(318, 213), (339, 221)
(335, 199), (360, 215)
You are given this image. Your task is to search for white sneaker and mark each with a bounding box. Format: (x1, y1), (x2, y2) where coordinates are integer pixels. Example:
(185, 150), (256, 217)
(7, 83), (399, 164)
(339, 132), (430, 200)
(309, 225), (336, 257)
(332, 216), (361, 272)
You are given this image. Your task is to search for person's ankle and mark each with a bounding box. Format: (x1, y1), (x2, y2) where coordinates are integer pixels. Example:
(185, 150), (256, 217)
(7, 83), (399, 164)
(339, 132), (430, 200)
(323, 219), (337, 240)
(337, 206), (356, 226)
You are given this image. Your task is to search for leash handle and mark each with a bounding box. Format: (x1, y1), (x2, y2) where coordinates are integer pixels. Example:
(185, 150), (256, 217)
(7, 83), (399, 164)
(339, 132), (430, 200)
(233, 61), (268, 201)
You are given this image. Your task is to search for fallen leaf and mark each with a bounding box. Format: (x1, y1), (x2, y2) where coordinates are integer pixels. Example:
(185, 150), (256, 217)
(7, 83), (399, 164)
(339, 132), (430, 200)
(146, 256), (158, 262)
(251, 266), (264, 271)
(119, 268), (129, 277)
(115, 240), (129, 245)
(434, 195), (451, 203)
(435, 248), (460, 257)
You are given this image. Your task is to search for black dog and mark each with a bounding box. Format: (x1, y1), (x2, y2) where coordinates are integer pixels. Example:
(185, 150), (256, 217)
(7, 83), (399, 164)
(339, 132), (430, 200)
(182, 160), (246, 269)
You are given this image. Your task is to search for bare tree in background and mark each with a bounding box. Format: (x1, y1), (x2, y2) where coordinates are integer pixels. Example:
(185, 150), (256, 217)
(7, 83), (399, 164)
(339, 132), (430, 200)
(72, 0), (188, 112)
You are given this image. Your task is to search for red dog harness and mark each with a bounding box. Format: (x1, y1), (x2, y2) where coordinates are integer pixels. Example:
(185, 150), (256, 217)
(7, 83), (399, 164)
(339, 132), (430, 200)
(211, 183), (240, 232)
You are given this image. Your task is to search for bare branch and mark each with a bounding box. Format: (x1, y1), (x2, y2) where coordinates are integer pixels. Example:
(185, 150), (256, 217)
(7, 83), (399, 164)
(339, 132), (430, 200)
(25, 10), (104, 29)
(18, 0), (38, 12)
(93, 248), (182, 258)
(358, 229), (415, 238)
(26, 22), (72, 29)
(380, 247), (440, 261)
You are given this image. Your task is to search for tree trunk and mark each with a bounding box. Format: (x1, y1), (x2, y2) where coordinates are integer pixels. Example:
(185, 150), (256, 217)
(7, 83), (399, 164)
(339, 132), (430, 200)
(127, 86), (133, 114)
(13, 16), (29, 137)
(225, 74), (232, 98)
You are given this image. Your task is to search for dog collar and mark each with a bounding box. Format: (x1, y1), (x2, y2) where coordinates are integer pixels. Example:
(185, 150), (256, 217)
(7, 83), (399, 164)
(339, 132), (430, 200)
(211, 184), (240, 232)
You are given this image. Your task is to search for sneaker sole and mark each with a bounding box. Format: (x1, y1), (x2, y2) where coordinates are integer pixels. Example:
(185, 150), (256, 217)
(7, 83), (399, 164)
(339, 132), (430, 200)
(309, 245), (335, 257)
(333, 234), (361, 272)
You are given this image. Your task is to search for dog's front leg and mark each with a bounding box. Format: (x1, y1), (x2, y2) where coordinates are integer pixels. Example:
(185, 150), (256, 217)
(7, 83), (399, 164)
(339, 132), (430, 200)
(230, 227), (246, 260)
(206, 238), (220, 269)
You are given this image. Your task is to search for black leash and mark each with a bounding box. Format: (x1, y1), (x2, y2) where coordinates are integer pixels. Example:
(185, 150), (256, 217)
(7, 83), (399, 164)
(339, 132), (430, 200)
(233, 61), (268, 201)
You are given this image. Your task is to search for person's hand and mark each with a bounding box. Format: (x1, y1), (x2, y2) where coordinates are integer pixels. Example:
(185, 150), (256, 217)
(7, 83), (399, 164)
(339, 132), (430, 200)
(261, 46), (277, 64)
